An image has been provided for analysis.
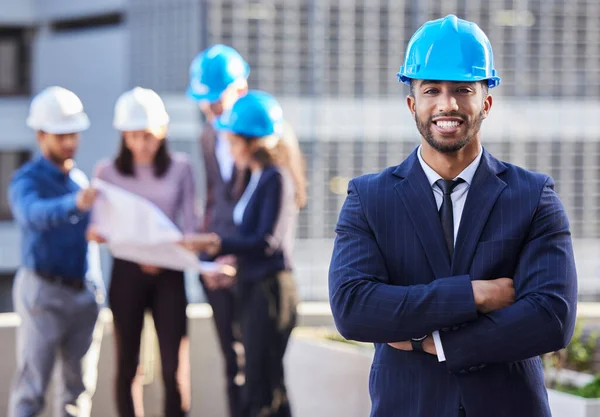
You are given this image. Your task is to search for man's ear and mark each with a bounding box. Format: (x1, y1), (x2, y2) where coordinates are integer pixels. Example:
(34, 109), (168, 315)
(481, 94), (493, 119)
(406, 95), (416, 120)
(237, 79), (249, 98)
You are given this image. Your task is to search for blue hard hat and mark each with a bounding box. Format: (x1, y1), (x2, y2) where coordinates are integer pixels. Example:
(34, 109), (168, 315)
(187, 44), (250, 102)
(397, 14), (500, 88)
(214, 90), (284, 138)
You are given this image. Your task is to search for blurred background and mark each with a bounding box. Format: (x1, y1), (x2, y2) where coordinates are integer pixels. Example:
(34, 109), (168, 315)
(0, 0), (599, 415)
(1, 0), (599, 307)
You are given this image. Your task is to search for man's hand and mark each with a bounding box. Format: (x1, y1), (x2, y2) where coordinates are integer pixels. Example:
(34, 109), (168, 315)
(76, 187), (98, 211)
(388, 336), (437, 356)
(472, 278), (515, 313)
(201, 256), (237, 290)
(180, 233), (221, 255)
(140, 264), (161, 275)
(86, 225), (106, 243)
(202, 272), (236, 290)
(201, 272), (221, 290)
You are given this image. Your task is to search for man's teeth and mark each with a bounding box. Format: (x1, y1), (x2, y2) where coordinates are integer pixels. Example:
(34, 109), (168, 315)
(436, 120), (460, 128)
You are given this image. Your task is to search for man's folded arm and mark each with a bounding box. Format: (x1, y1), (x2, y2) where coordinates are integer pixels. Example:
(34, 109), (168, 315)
(439, 181), (578, 373)
(329, 179), (479, 343)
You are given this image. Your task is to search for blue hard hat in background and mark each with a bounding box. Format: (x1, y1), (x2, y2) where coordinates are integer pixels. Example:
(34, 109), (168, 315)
(214, 90), (284, 138)
(397, 14), (500, 88)
(187, 44), (250, 102)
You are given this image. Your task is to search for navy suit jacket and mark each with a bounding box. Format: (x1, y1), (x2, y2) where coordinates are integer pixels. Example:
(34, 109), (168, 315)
(220, 165), (297, 283)
(328, 147), (578, 417)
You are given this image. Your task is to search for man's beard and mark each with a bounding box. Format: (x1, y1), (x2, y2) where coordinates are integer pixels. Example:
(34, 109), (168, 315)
(46, 149), (71, 166)
(415, 111), (483, 154)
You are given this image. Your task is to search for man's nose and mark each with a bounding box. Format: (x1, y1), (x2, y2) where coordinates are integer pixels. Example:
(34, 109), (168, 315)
(437, 92), (459, 113)
(63, 137), (78, 148)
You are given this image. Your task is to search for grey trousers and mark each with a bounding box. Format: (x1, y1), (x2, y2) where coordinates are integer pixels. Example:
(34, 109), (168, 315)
(8, 268), (102, 417)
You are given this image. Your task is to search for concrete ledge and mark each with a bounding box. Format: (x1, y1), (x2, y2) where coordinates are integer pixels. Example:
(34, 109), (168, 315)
(1, 301), (596, 416)
(0, 302), (337, 417)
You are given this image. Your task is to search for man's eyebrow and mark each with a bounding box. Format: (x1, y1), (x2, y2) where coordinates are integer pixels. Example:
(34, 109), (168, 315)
(419, 80), (440, 86)
(419, 80), (475, 87)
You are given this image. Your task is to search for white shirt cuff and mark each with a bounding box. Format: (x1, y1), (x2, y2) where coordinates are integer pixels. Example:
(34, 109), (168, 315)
(432, 330), (446, 362)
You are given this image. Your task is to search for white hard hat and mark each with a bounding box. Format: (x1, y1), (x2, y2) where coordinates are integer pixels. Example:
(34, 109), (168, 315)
(113, 87), (170, 132)
(26, 86), (90, 134)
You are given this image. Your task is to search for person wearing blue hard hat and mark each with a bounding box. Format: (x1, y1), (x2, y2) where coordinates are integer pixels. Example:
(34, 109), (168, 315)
(187, 44), (251, 417)
(182, 90), (305, 417)
(187, 44), (251, 117)
(329, 14), (576, 417)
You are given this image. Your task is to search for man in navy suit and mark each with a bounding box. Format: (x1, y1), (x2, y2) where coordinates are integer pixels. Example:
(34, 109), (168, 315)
(328, 14), (578, 417)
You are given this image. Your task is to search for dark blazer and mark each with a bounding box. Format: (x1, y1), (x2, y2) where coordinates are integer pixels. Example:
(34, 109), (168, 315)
(328, 147), (578, 417)
(200, 123), (249, 236)
(220, 165), (297, 283)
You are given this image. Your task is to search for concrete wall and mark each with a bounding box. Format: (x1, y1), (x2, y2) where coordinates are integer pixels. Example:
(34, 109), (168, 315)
(0, 302), (335, 417)
(0, 0), (35, 25)
(0, 98), (34, 149)
(0, 302), (599, 416)
(34, 0), (126, 21)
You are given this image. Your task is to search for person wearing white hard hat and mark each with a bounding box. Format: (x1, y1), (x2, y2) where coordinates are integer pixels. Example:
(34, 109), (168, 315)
(88, 87), (197, 417)
(7, 86), (103, 417)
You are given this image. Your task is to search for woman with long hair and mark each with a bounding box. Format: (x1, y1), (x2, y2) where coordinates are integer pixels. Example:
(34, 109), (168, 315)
(89, 87), (197, 417)
(182, 90), (306, 417)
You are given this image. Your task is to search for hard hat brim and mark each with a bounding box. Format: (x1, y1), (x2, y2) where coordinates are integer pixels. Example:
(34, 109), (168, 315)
(186, 85), (223, 103)
(212, 117), (283, 138)
(113, 118), (170, 132)
(397, 72), (501, 89)
(212, 116), (231, 132)
(27, 113), (90, 134)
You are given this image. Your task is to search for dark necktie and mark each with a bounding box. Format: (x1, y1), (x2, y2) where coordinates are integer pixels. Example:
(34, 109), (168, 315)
(436, 178), (465, 259)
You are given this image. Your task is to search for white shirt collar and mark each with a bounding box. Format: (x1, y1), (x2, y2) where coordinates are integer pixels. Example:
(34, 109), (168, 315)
(417, 144), (483, 187)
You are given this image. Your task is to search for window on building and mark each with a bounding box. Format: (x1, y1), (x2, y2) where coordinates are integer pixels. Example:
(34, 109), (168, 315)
(0, 150), (32, 220)
(0, 272), (15, 313)
(0, 28), (31, 96)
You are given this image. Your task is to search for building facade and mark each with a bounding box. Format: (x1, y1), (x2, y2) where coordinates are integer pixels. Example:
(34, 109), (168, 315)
(1, 0), (599, 306)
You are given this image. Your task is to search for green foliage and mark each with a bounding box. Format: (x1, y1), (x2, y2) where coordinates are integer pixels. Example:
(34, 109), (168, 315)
(544, 318), (600, 397)
(322, 329), (373, 349)
(544, 318), (599, 374)
(566, 320), (599, 372)
(554, 375), (600, 399)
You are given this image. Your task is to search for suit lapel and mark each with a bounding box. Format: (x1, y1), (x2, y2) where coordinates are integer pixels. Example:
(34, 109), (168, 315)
(393, 149), (451, 278)
(451, 149), (507, 275)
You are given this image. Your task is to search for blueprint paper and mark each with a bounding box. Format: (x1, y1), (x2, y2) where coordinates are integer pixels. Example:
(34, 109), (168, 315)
(91, 178), (232, 274)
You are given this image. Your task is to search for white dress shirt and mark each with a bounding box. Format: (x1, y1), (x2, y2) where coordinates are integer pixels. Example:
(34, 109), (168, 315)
(416, 144), (483, 362)
(233, 169), (263, 226)
(215, 131), (235, 182)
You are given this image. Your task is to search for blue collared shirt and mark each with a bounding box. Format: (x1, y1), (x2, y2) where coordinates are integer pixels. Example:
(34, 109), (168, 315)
(8, 156), (90, 280)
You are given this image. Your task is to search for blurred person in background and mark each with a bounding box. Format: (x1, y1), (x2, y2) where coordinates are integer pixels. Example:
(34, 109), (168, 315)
(182, 91), (306, 417)
(87, 87), (198, 417)
(186, 43), (252, 417)
(8, 86), (103, 417)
